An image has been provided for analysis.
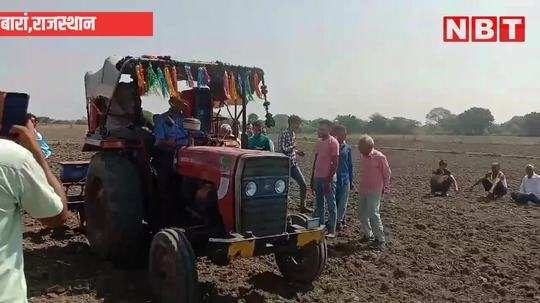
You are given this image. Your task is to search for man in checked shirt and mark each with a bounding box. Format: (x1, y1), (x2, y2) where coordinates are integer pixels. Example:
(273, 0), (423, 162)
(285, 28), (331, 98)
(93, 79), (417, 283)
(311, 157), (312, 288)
(278, 115), (311, 213)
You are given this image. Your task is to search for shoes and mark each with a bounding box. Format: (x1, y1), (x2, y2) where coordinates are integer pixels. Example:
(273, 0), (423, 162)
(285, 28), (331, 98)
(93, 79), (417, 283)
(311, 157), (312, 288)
(336, 222), (346, 231)
(433, 192), (449, 197)
(371, 239), (387, 251)
(326, 233), (336, 239)
(359, 235), (375, 243)
(300, 206), (313, 213)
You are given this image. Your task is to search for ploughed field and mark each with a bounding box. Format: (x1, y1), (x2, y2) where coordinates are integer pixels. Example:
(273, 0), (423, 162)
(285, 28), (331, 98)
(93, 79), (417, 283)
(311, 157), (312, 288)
(25, 125), (539, 302)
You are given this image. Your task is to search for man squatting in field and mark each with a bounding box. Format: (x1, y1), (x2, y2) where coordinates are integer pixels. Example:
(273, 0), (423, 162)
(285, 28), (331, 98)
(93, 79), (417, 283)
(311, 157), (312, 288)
(511, 164), (540, 205)
(311, 120), (340, 238)
(278, 115), (311, 213)
(430, 160), (459, 197)
(469, 162), (508, 200)
(356, 135), (391, 250)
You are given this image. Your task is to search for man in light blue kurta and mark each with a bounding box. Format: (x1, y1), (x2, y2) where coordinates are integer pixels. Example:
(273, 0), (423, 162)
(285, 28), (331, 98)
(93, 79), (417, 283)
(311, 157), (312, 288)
(0, 131), (66, 302)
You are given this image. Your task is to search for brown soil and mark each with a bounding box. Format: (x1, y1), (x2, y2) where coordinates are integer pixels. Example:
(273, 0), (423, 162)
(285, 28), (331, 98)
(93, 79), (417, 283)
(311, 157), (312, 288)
(25, 126), (539, 302)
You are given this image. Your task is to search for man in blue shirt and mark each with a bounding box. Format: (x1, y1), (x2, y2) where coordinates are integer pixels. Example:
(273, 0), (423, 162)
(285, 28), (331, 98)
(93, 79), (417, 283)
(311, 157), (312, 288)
(28, 113), (52, 158)
(333, 125), (353, 230)
(154, 97), (189, 150)
(153, 96), (189, 226)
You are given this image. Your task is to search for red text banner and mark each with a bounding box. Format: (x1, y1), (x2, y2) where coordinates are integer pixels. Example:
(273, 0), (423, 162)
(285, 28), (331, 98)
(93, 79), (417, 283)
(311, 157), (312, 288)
(0, 12), (153, 36)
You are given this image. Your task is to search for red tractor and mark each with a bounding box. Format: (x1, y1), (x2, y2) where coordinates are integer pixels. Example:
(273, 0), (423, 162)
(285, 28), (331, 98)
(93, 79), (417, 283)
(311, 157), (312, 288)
(80, 56), (327, 302)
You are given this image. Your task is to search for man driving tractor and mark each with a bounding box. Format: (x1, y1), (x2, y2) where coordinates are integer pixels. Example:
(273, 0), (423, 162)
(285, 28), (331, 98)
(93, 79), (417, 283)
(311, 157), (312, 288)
(153, 96), (190, 226)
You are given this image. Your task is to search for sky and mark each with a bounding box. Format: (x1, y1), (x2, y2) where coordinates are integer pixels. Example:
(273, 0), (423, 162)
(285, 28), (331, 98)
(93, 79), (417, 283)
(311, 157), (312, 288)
(0, 0), (538, 123)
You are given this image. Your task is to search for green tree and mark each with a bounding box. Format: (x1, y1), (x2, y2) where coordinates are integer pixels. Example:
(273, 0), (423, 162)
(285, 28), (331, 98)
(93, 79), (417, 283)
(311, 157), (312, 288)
(499, 115), (525, 135)
(334, 114), (366, 133)
(387, 117), (420, 134)
(37, 116), (54, 123)
(367, 113), (390, 134)
(439, 114), (459, 134)
(456, 107), (494, 135)
(521, 112), (540, 137)
(301, 118), (324, 135)
(426, 107), (453, 125)
(273, 114), (289, 131)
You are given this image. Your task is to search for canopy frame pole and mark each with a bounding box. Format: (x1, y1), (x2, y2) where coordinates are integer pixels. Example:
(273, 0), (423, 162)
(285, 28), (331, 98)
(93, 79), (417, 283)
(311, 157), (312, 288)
(241, 95), (247, 148)
(234, 103), (238, 137)
(214, 104), (224, 136)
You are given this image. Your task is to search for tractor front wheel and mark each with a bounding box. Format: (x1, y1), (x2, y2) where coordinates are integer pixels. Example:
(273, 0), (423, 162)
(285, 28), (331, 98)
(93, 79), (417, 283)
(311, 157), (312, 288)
(149, 228), (198, 303)
(275, 214), (327, 283)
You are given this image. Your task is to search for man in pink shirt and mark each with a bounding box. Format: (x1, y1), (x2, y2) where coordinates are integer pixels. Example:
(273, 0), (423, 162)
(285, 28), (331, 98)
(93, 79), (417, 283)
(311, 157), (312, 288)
(357, 135), (391, 250)
(310, 120), (340, 238)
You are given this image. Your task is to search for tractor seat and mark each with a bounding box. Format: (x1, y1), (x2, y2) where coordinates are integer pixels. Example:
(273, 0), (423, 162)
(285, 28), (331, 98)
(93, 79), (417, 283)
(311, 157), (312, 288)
(58, 161), (90, 183)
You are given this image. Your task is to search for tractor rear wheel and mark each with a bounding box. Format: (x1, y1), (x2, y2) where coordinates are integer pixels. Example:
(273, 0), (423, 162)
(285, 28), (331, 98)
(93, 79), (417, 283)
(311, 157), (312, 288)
(275, 214), (327, 283)
(85, 151), (144, 267)
(149, 228), (198, 303)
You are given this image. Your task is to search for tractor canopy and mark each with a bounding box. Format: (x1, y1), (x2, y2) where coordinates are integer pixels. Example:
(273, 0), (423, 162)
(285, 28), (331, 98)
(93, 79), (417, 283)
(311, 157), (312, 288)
(84, 55), (268, 138)
(84, 55), (265, 103)
(84, 56), (123, 100)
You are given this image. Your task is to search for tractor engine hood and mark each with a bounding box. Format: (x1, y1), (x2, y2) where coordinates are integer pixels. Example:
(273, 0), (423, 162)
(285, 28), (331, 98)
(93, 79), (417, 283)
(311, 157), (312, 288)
(177, 146), (289, 233)
(177, 146), (288, 182)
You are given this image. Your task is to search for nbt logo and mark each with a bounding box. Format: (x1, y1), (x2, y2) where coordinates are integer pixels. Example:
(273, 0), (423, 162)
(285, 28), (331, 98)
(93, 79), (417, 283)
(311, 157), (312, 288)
(443, 16), (525, 42)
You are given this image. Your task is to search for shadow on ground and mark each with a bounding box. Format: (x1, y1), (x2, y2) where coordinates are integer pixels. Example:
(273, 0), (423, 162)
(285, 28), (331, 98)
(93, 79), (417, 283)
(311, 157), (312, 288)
(26, 237), (314, 302)
(200, 271), (313, 303)
(25, 241), (152, 302)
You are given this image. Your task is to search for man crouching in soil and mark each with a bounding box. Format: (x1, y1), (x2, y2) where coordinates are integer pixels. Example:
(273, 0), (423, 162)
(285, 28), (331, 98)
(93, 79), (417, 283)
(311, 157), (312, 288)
(469, 162), (508, 201)
(0, 117), (68, 302)
(356, 135), (391, 251)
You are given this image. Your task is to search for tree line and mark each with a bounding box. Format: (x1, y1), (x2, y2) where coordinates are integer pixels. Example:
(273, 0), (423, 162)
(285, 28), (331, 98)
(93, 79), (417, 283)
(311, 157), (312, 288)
(249, 107), (540, 137)
(36, 116), (87, 125)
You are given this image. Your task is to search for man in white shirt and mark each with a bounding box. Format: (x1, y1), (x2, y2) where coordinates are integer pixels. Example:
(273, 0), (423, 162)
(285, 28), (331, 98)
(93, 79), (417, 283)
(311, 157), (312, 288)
(0, 118), (68, 302)
(469, 162), (508, 200)
(511, 164), (540, 205)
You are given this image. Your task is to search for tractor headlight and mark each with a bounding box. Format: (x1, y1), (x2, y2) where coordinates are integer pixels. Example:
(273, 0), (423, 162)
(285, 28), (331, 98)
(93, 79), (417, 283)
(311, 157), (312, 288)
(245, 181), (257, 197)
(275, 179), (286, 194)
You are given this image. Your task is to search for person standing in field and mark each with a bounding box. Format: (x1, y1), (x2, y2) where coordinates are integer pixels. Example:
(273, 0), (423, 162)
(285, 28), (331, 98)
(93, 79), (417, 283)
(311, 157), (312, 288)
(0, 118), (68, 302)
(356, 135), (391, 250)
(469, 162), (508, 200)
(278, 115), (311, 212)
(333, 124), (353, 230)
(310, 120), (340, 238)
(247, 120), (271, 151)
(511, 164), (540, 205)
